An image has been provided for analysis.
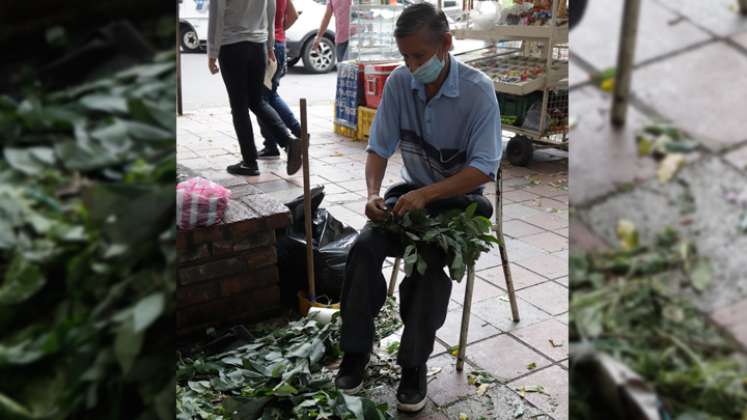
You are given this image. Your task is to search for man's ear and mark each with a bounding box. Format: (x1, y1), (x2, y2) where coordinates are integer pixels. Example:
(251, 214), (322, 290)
(444, 32), (453, 53)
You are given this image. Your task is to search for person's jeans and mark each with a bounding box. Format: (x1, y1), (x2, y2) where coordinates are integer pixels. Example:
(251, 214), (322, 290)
(260, 41), (301, 151)
(218, 41), (292, 163)
(336, 41), (349, 63)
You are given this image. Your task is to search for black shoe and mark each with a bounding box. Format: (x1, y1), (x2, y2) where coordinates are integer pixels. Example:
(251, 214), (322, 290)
(226, 161), (260, 176)
(335, 352), (370, 395)
(258, 147), (280, 159)
(397, 364), (427, 412)
(284, 137), (303, 175)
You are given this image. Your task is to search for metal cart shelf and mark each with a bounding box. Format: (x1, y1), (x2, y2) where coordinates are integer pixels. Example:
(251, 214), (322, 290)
(452, 0), (569, 166)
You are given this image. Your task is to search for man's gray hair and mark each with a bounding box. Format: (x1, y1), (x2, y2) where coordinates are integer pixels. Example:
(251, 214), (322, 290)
(394, 3), (450, 44)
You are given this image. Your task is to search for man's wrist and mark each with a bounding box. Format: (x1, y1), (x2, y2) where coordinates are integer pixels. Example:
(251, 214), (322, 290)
(420, 184), (440, 202)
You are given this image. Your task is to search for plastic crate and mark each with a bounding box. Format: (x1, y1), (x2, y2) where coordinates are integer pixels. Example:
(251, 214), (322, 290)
(497, 91), (542, 127)
(356, 106), (376, 141)
(334, 121), (357, 139)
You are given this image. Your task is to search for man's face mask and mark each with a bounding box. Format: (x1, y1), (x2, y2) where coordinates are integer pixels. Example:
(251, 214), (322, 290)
(411, 50), (444, 84)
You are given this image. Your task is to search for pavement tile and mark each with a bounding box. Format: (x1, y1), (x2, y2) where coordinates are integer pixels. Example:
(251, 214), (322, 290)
(265, 187), (305, 203)
(502, 220), (546, 238)
(503, 237), (549, 262)
(724, 144), (747, 170)
(634, 42), (747, 151)
(436, 309), (501, 348)
(471, 297), (552, 333)
(443, 385), (548, 420)
(519, 232), (568, 253)
(569, 59), (590, 88)
(553, 226), (568, 238)
(451, 276), (506, 303)
(466, 335), (552, 383)
(517, 282), (568, 316)
(337, 179), (369, 192)
(325, 192), (366, 204)
(554, 276), (568, 287)
(520, 211), (568, 231)
(477, 263), (549, 291)
(254, 179), (298, 193)
(511, 319), (569, 362)
(710, 298), (747, 348)
(327, 205), (368, 230)
(735, 31), (747, 48)
(342, 199), (369, 215)
(657, 0), (747, 37)
(474, 251), (505, 271)
(509, 365), (568, 420)
(571, 0), (711, 70)
(502, 189), (541, 203)
(244, 172), (284, 185)
(568, 86), (654, 206)
(424, 354), (479, 408)
(515, 254), (568, 280)
(522, 184), (567, 199)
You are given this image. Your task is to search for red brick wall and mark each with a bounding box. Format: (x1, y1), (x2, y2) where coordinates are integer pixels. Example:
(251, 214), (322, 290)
(176, 197), (290, 336)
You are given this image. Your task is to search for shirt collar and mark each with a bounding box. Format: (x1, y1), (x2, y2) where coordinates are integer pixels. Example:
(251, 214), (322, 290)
(410, 53), (460, 101)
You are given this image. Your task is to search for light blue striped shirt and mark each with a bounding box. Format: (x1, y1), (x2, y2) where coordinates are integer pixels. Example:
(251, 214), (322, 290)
(366, 54), (502, 191)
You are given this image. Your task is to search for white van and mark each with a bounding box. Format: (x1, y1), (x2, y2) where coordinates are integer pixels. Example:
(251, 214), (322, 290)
(179, 0), (210, 53)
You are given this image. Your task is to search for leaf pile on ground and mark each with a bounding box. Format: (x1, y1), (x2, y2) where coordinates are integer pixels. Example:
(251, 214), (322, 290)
(0, 52), (176, 419)
(177, 298), (403, 419)
(372, 203), (500, 282)
(569, 228), (747, 419)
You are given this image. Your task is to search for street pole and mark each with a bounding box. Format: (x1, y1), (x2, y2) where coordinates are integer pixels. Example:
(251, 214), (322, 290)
(176, 0), (184, 116)
(611, 0), (640, 127)
(739, 0), (747, 15)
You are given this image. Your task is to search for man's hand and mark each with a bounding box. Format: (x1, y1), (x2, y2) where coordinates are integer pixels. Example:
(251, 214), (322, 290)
(312, 36), (322, 51)
(393, 188), (431, 217)
(365, 195), (389, 221)
(267, 48), (277, 63)
(208, 57), (219, 74)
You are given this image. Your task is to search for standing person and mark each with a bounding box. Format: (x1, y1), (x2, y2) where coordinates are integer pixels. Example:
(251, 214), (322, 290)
(207, 0), (302, 176)
(334, 3), (501, 413)
(258, 0), (303, 159)
(312, 0), (352, 63)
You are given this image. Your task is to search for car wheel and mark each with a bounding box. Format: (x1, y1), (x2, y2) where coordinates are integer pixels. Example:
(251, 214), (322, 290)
(302, 36), (335, 73)
(180, 24), (201, 53)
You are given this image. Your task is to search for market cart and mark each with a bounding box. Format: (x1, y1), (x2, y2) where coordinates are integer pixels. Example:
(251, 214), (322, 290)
(452, 0), (569, 166)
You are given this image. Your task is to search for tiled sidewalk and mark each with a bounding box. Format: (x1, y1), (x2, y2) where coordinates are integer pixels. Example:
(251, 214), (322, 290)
(178, 101), (569, 419)
(570, 0), (747, 349)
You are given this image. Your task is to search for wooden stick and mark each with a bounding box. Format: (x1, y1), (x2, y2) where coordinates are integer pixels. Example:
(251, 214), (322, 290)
(176, 1), (183, 116)
(611, 0), (641, 127)
(301, 99), (316, 302)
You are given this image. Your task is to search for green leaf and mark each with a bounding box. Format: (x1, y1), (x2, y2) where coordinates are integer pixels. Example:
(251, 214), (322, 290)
(133, 292), (165, 333)
(114, 319), (145, 374)
(689, 259), (711, 292)
(0, 253), (46, 304)
(79, 94), (129, 113)
(0, 392), (32, 420)
(416, 257), (427, 276)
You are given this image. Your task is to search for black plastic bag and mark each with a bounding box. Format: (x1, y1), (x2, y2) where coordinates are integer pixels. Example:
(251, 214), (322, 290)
(277, 187), (358, 308)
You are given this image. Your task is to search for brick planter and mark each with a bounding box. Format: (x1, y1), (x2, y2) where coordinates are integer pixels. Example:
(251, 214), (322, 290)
(176, 188), (291, 337)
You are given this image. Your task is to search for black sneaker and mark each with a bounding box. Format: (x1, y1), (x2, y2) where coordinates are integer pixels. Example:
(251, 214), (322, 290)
(257, 147), (280, 159)
(284, 137), (303, 175)
(226, 161), (260, 176)
(334, 352), (370, 395)
(397, 364), (427, 412)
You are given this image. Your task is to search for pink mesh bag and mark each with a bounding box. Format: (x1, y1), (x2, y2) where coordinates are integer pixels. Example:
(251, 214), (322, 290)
(176, 177), (232, 229)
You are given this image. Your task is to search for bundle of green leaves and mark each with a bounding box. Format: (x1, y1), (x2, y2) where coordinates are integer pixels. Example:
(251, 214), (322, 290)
(0, 51), (176, 419)
(570, 229), (747, 419)
(372, 203), (500, 282)
(177, 298), (403, 420)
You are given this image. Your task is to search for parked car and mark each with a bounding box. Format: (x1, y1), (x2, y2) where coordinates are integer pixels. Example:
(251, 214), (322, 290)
(285, 0), (337, 73)
(179, 0), (209, 53)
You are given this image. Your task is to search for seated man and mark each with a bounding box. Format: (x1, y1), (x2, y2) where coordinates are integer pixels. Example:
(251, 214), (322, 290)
(335, 3), (502, 413)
